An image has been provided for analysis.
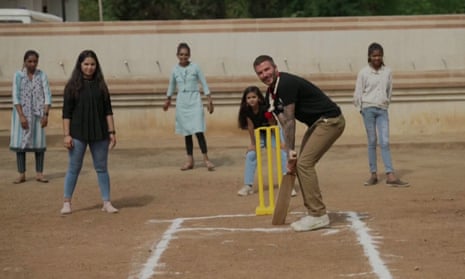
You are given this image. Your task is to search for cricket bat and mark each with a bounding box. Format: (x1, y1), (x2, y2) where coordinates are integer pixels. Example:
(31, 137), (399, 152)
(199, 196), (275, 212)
(272, 173), (296, 225)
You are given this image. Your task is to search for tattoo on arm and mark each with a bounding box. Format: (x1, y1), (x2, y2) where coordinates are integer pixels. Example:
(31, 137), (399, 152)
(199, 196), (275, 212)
(278, 103), (296, 151)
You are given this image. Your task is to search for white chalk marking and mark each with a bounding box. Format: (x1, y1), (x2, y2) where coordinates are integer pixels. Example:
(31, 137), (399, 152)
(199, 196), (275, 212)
(137, 213), (277, 279)
(346, 211), (393, 279)
(137, 218), (184, 279)
(147, 213), (255, 224)
(339, 271), (375, 277)
(178, 227), (290, 233)
(322, 229), (340, 235)
(134, 212), (393, 279)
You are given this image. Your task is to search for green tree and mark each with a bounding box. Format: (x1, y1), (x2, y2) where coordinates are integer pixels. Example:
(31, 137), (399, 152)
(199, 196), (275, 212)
(106, 0), (224, 20)
(80, 0), (465, 21)
(394, 0), (465, 14)
(79, 0), (99, 21)
(248, 0), (282, 18)
(177, 0), (225, 19)
(224, 0), (250, 18)
(80, 0), (117, 21)
(107, 1), (173, 20)
(279, 0), (396, 17)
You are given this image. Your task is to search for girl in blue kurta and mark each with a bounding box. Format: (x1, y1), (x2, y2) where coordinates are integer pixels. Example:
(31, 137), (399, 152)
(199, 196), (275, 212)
(163, 42), (215, 171)
(10, 50), (51, 184)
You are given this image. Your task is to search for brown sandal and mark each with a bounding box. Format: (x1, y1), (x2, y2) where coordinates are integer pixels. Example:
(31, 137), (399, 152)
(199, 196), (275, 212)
(205, 161), (215, 171)
(13, 177), (26, 184)
(180, 163), (194, 171)
(36, 177), (49, 183)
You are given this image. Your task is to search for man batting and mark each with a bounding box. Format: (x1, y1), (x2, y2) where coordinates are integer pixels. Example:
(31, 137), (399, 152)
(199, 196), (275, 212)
(253, 55), (345, 232)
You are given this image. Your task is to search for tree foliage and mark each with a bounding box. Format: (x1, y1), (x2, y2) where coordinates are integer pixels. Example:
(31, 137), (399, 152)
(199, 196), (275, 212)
(79, 0), (465, 21)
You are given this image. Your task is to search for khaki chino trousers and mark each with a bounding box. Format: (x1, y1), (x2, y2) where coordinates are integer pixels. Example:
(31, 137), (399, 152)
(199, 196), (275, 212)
(296, 114), (345, 217)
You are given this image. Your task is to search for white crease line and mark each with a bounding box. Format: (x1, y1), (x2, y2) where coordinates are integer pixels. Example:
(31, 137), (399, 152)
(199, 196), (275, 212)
(147, 212), (308, 224)
(346, 211), (393, 279)
(178, 227), (290, 233)
(147, 213), (256, 224)
(137, 218), (183, 279)
(137, 214), (258, 279)
(136, 211), (392, 279)
(136, 214), (288, 279)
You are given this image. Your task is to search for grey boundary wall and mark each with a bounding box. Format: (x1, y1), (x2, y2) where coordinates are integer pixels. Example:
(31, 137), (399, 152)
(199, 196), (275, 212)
(0, 14), (464, 145)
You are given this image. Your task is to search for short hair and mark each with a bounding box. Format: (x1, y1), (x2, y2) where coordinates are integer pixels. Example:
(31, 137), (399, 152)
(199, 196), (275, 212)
(253, 55), (276, 68)
(367, 42), (384, 63)
(177, 42), (190, 55)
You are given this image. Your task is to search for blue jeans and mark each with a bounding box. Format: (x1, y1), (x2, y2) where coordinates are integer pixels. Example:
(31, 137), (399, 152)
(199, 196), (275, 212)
(63, 138), (111, 201)
(244, 130), (287, 186)
(361, 107), (393, 174)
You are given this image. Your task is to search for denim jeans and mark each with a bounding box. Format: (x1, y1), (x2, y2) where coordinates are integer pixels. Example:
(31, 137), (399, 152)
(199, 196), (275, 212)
(361, 107), (393, 173)
(63, 138), (111, 201)
(244, 130), (287, 186)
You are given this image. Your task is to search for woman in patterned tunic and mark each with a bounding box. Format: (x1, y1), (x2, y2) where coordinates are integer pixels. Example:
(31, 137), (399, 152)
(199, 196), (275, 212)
(10, 50), (51, 184)
(163, 42), (215, 171)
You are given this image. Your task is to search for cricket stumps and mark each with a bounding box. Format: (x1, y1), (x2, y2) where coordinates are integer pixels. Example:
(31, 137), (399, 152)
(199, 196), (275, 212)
(255, 125), (283, 215)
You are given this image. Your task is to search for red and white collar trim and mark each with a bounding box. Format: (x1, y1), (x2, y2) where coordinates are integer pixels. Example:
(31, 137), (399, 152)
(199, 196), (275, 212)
(267, 73), (280, 114)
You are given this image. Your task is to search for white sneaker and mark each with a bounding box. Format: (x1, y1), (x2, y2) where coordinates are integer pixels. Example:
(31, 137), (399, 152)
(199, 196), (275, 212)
(102, 201), (119, 213)
(237, 185), (254, 196)
(291, 189), (297, 197)
(290, 214), (330, 232)
(60, 202), (72, 215)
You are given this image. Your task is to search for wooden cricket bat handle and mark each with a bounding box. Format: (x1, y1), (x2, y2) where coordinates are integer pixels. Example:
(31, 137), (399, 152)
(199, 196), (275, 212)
(289, 150), (297, 160)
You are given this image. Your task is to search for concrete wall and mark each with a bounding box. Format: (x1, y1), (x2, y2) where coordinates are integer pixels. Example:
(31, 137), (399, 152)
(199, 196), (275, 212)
(1, 15), (464, 146)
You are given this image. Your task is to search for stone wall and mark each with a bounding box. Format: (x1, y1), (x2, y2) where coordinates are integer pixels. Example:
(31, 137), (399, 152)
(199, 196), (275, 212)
(1, 14), (464, 145)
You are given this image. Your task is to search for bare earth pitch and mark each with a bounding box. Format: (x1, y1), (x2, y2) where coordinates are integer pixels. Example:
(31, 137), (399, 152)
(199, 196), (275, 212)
(1, 140), (465, 279)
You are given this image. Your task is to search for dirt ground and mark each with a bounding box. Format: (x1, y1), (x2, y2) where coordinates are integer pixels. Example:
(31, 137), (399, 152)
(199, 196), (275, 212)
(1, 135), (465, 279)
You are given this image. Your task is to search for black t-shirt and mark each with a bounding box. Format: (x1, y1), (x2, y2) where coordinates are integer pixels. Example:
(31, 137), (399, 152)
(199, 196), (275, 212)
(246, 104), (269, 129)
(266, 72), (340, 127)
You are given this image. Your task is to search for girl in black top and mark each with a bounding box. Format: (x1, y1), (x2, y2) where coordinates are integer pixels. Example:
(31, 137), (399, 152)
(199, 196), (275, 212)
(237, 86), (289, 196)
(60, 50), (118, 215)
